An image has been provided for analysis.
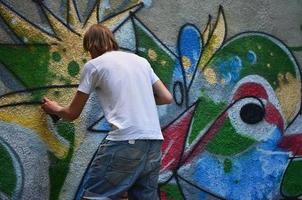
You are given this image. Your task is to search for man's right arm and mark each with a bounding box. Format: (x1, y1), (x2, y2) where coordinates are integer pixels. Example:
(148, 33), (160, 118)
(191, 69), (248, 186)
(152, 80), (173, 105)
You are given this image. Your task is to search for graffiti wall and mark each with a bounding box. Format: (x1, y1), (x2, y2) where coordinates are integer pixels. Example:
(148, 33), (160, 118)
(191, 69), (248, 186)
(0, 0), (301, 199)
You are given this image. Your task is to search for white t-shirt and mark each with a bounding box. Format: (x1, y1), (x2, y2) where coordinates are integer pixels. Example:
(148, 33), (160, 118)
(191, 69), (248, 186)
(78, 51), (163, 141)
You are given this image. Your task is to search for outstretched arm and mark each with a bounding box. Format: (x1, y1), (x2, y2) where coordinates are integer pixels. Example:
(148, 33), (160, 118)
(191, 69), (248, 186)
(41, 91), (89, 121)
(153, 80), (173, 105)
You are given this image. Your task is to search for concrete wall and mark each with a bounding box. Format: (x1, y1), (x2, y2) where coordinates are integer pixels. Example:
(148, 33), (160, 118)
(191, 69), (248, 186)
(0, 0), (302, 199)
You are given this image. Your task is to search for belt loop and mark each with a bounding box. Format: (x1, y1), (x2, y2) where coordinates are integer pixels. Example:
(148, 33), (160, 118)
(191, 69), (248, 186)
(128, 140), (135, 144)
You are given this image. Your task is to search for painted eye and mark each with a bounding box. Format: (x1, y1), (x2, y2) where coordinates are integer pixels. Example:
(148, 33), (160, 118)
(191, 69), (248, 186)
(228, 97), (275, 141)
(240, 103), (265, 124)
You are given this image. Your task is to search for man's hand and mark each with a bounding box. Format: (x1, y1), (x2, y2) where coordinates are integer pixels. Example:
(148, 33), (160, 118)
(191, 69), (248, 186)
(41, 91), (89, 122)
(41, 97), (63, 115)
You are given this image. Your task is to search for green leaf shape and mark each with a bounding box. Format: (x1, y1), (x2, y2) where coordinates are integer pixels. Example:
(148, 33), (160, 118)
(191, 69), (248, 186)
(0, 143), (16, 197)
(282, 159), (302, 197)
(205, 119), (255, 156)
(134, 24), (175, 86)
(188, 96), (226, 144)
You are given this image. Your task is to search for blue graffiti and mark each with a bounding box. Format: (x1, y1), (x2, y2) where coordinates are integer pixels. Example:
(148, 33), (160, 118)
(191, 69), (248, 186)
(173, 25), (202, 86)
(246, 50), (257, 65)
(181, 128), (289, 199)
(214, 56), (243, 85)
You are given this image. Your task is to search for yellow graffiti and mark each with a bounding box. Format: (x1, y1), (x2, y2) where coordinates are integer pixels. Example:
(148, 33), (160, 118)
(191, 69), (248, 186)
(160, 60), (167, 66)
(181, 56), (191, 69)
(275, 72), (301, 123)
(148, 49), (158, 61)
(199, 6), (226, 71)
(204, 67), (217, 85)
(0, 106), (68, 158)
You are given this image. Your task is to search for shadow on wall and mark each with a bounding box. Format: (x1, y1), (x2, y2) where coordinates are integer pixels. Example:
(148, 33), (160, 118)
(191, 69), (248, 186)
(0, 0), (302, 199)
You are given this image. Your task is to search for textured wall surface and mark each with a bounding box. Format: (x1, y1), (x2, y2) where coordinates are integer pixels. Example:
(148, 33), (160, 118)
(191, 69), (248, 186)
(0, 0), (302, 199)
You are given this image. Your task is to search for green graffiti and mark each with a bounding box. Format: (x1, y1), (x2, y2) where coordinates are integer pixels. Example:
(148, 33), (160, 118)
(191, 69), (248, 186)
(188, 95), (225, 144)
(223, 158), (232, 173)
(48, 121), (75, 200)
(52, 52), (62, 62)
(161, 184), (183, 200)
(134, 25), (175, 86)
(282, 160), (302, 197)
(205, 119), (255, 156)
(0, 144), (16, 197)
(0, 45), (52, 99)
(68, 60), (80, 77)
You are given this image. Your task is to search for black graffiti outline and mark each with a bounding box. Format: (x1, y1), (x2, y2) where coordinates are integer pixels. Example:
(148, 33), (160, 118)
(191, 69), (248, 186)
(87, 115), (109, 133)
(0, 85), (79, 109)
(173, 81), (185, 106)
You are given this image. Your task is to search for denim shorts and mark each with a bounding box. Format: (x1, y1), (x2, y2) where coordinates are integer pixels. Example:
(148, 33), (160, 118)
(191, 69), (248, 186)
(81, 139), (162, 200)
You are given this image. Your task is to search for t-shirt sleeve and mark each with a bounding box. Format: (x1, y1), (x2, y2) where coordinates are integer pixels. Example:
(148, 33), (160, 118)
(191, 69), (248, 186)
(77, 62), (99, 94)
(148, 63), (160, 85)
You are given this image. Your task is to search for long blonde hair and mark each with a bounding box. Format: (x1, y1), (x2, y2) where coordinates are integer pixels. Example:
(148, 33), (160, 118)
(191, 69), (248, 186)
(83, 24), (119, 57)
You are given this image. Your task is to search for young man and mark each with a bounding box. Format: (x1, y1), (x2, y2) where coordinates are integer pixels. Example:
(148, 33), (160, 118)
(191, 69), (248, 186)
(41, 24), (172, 200)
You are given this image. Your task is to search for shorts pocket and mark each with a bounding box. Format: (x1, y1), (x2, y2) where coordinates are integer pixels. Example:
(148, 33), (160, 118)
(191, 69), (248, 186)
(109, 144), (145, 173)
(103, 146), (144, 187)
(104, 155), (141, 187)
(111, 155), (142, 173)
(104, 170), (132, 187)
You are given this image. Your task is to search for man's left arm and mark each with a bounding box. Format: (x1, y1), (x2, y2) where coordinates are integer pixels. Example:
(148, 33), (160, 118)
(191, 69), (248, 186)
(41, 91), (89, 121)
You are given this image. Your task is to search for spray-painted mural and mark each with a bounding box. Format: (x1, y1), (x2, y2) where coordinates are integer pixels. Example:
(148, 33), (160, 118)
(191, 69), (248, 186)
(0, 0), (301, 200)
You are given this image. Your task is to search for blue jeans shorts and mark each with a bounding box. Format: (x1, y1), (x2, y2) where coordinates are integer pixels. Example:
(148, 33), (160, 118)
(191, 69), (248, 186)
(81, 139), (162, 200)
